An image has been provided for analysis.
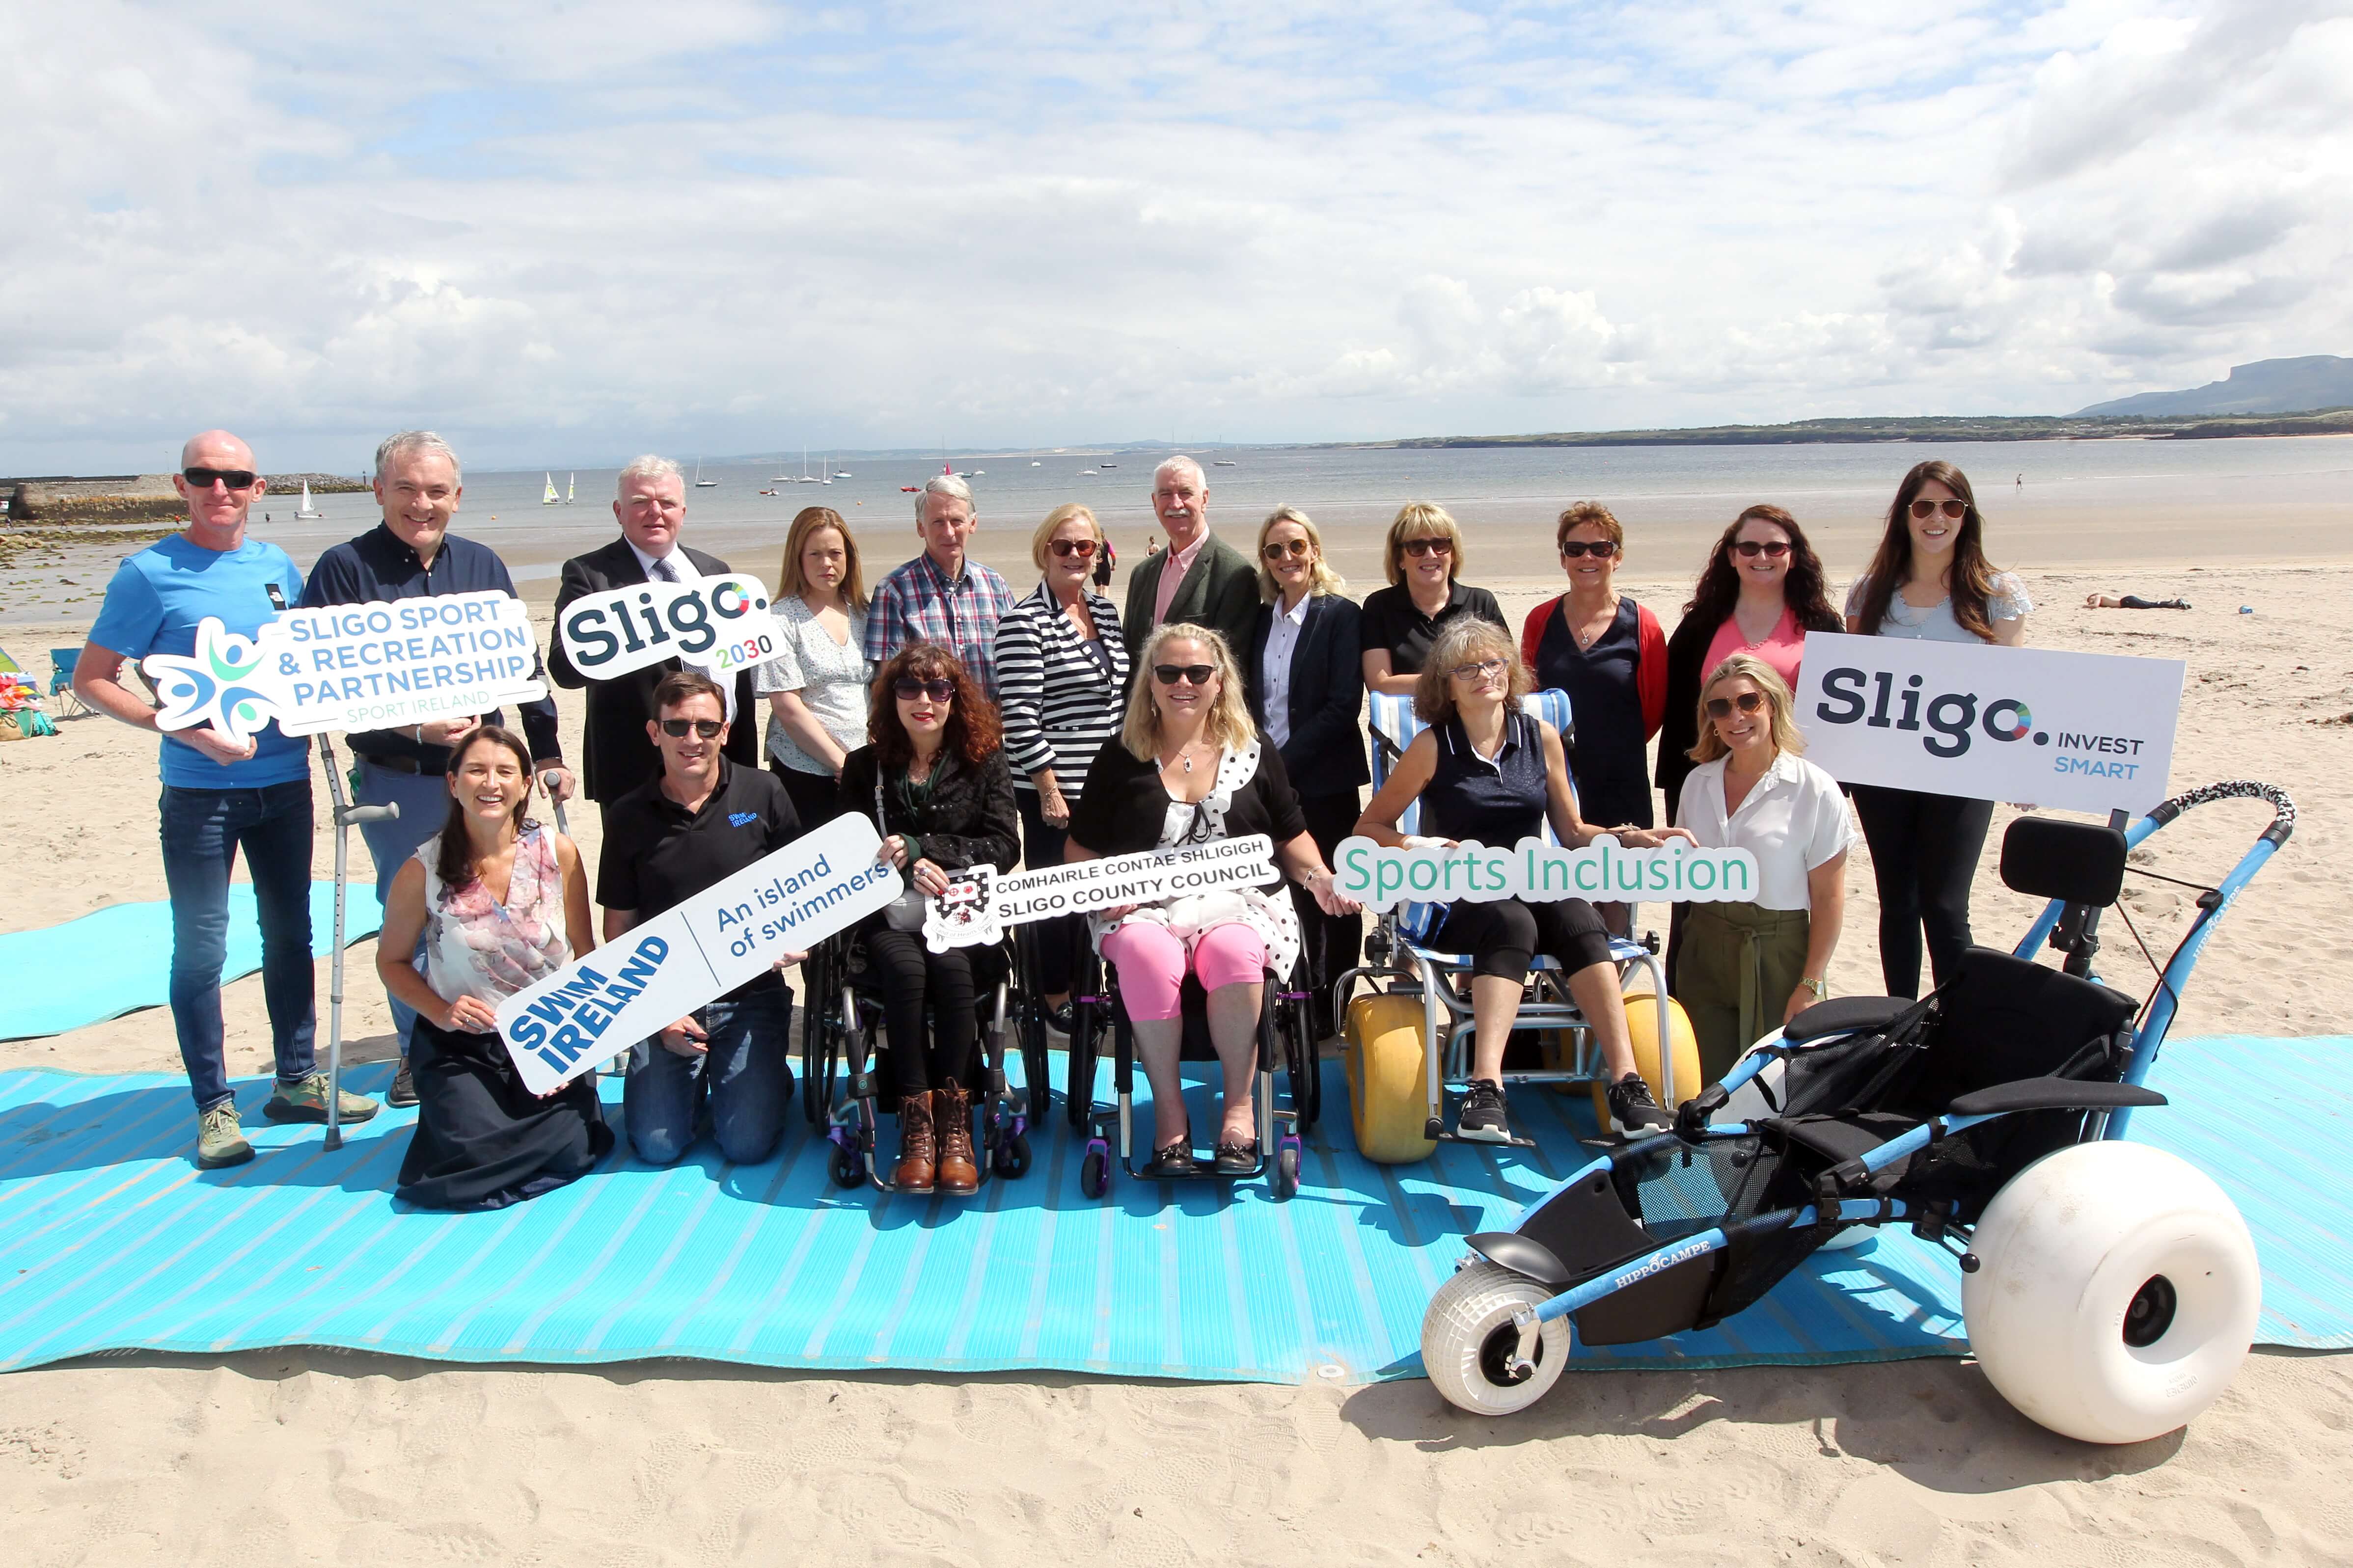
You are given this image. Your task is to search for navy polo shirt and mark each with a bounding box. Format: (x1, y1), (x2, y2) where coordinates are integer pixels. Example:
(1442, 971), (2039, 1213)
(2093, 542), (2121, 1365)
(596, 759), (801, 998)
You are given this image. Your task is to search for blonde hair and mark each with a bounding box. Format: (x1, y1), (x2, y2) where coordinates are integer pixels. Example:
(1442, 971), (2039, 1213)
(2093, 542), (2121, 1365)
(1384, 501), (1467, 586)
(1031, 502), (1105, 572)
(776, 507), (868, 611)
(1687, 652), (1806, 764)
(1413, 618), (1530, 725)
(1255, 506), (1346, 601)
(1120, 623), (1257, 761)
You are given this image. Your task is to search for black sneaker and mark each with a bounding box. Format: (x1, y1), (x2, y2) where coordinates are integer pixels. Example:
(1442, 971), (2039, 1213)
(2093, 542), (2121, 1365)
(1456, 1079), (1510, 1143)
(386, 1057), (419, 1108)
(1606, 1072), (1672, 1136)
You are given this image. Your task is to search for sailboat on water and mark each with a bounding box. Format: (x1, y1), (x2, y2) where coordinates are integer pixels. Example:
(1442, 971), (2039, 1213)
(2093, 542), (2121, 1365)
(565, 473), (575, 505)
(542, 472), (559, 505)
(797, 447), (820, 483)
(693, 457), (718, 488)
(296, 481), (324, 519)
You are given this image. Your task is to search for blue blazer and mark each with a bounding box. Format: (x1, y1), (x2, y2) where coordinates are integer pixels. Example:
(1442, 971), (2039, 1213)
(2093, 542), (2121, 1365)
(1245, 593), (1370, 800)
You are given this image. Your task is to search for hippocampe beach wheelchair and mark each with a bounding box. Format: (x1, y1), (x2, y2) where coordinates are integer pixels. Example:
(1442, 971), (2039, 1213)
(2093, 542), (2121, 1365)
(1337, 689), (1698, 1162)
(1419, 781), (2292, 1445)
(798, 925), (1050, 1193)
(1064, 937), (1322, 1201)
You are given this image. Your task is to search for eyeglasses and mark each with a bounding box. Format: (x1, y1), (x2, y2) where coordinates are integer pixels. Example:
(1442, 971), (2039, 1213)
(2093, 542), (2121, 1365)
(1400, 537), (1453, 559)
(1048, 539), (1098, 559)
(1448, 658), (1507, 682)
(658, 718), (725, 739)
(893, 678), (956, 702)
(1732, 539), (1791, 559)
(1909, 497), (1967, 520)
(183, 467), (259, 491)
(1704, 692), (1766, 719)
(1261, 539), (1313, 561)
(1558, 540), (1617, 560)
(1153, 664), (1216, 686)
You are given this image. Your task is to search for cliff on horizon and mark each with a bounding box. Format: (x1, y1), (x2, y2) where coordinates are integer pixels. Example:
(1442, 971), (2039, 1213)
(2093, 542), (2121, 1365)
(2075, 355), (2353, 418)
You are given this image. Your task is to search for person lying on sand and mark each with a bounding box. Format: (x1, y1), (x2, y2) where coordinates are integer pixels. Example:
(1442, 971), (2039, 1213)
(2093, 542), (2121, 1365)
(2084, 593), (2191, 610)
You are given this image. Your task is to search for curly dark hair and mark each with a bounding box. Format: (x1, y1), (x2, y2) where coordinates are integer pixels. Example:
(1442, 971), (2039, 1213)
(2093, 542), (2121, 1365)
(1682, 503), (1842, 635)
(1852, 460), (2000, 641)
(431, 725), (541, 894)
(867, 642), (1001, 769)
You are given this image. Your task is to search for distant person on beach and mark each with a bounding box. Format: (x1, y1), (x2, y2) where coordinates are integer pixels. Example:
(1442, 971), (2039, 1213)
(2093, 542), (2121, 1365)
(863, 474), (1013, 699)
(1093, 534), (1117, 589)
(299, 431), (574, 1110)
(841, 644), (1020, 1194)
(2085, 592), (2190, 610)
(74, 429), (379, 1169)
(1121, 456), (1259, 669)
(1359, 502), (1508, 696)
(547, 457), (760, 816)
(1146, 535), (1160, 556)
(597, 670), (801, 1166)
(752, 506), (873, 830)
(377, 726), (611, 1209)
(1844, 460), (2031, 999)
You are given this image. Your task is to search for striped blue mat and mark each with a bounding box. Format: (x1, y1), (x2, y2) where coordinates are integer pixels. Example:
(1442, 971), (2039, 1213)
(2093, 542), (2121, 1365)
(0, 1037), (2341, 1380)
(0, 883), (385, 1042)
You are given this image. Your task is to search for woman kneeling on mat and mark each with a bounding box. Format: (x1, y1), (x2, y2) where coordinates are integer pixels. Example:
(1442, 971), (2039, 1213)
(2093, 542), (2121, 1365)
(1067, 624), (1360, 1177)
(378, 726), (612, 1209)
(1354, 620), (1686, 1142)
(1671, 653), (1853, 1083)
(840, 643), (1021, 1196)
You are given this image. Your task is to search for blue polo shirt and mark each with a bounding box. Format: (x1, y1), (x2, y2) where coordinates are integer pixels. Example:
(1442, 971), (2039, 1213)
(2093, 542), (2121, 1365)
(88, 533), (311, 790)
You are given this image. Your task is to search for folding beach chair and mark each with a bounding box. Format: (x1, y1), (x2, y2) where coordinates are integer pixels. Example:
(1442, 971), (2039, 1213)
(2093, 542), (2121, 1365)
(48, 648), (94, 718)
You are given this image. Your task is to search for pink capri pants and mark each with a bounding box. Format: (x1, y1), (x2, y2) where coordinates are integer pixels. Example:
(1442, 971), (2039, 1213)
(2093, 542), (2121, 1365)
(1099, 920), (1268, 1022)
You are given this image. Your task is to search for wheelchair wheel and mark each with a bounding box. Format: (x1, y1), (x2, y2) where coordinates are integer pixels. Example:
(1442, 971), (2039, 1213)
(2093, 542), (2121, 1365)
(828, 1139), (866, 1189)
(1079, 1142), (1110, 1198)
(799, 947), (831, 1128)
(1281, 978), (1322, 1131)
(992, 1130), (1032, 1180)
(1066, 1002), (1100, 1131)
(1963, 1140), (2260, 1445)
(1346, 992), (1435, 1164)
(1271, 1140), (1301, 1201)
(1588, 987), (1701, 1127)
(1421, 1261), (1570, 1416)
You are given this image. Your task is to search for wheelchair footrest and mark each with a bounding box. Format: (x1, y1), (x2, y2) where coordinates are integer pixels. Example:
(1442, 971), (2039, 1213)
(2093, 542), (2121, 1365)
(1424, 1116), (1537, 1150)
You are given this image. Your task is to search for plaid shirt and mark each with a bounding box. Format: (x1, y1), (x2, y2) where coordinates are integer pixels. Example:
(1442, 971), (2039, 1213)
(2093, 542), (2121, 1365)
(862, 551), (1015, 699)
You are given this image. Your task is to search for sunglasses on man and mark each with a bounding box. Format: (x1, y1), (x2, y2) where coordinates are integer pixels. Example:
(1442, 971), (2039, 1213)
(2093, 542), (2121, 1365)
(1909, 497), (1968, 520)
(1152, 664), (1216, 686)
(1733, 539), (1791, 559)
(893, 677), (956, 702)
(658, 718), (725, 739)
(1048, 539), (1098, 559)
(1704, 691), (1766, 719)
(1558, 540), (1617, 559)
(183, 467), (259, 491)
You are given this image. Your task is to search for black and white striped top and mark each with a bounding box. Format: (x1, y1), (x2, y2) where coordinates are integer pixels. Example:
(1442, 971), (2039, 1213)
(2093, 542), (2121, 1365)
(991, 581), (1131, 797)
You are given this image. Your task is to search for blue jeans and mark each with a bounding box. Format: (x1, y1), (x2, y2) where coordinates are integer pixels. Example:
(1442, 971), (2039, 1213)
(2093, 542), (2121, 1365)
(355, 760), (458, 1055)
(160, 781), (317, 1112)
(621, 985), (793, 1164)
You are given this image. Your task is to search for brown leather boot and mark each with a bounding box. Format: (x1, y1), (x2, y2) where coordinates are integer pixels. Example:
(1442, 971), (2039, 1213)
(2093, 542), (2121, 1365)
(933, 1081), (979, 1195)
(892, 1092), (935, 1191)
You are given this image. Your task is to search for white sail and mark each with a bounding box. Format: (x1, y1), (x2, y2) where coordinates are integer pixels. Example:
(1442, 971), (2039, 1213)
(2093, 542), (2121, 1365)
(542, 472), (558, 505)
(565, 473), (575, 504)
(296, 481), (323, 518)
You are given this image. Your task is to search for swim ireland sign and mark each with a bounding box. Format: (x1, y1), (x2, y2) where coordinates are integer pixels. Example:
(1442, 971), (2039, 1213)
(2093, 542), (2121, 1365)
(142, 592), (545, 742)
(494, 812), (903, 1094)
(1795, 632), (2183, 813)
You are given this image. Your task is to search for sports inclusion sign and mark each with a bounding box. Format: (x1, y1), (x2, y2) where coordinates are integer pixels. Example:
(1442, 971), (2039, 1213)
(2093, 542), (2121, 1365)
(1795, 632), (2183, 813)
(1333, 835), (1761, 911)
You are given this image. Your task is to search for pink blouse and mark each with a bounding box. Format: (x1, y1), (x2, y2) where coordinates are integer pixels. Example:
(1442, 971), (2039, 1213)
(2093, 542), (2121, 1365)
(1702, 605), (1808, 695)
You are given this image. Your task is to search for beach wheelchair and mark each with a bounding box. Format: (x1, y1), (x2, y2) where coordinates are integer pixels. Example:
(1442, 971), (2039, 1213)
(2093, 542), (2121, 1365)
(798, 925), (1050, 1194)
(1336, 689), (1698, 1162)
(1065, 936), (1321, 1201)
(1420, 782), (2292, 1445)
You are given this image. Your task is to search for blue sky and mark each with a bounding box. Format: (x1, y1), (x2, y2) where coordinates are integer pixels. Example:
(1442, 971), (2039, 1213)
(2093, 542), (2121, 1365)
(5, 0), (2350, 473)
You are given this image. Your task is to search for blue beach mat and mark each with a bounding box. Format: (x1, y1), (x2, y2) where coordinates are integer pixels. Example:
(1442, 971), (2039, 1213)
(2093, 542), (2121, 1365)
(0, 1037), (2342, 1381)
(0, 883), (383, 1043)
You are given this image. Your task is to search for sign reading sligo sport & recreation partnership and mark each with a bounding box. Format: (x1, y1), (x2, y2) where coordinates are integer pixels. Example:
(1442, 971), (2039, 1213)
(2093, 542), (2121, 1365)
(1794, 632), (2184, 813)
(1333, 835), (1761, 912)
(495, 813), (902, 1094)
(142, 591), (545, 743)
(556, 574), (788, 689)
(922, 836), (1279, 950)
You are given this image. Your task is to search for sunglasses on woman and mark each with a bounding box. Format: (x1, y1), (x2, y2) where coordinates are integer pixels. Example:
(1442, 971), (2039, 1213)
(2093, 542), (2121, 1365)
(893, 677), (955, 702)
(1152, 664), (1216, 686)
(658, 718), (725, 739)
(1400, 537), (1452, 559)
(1261, 538), (1313, 561)
(1732, 539), (1790, 559)
(1048, 538), (1098, 559)
(1558, 540), (1616, 559)
(1704, 691), (1766, 719)
(1909, 497), (1967, 520)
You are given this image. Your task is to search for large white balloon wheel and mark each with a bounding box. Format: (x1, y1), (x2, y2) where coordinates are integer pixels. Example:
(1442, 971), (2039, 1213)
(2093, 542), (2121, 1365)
(1962, 1139), (2262, 1445)
(1422, 1261), (1573, 1416)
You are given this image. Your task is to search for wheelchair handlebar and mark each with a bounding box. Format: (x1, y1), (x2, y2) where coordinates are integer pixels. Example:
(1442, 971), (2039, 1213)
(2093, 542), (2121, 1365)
(2144, 780), (2296, 848)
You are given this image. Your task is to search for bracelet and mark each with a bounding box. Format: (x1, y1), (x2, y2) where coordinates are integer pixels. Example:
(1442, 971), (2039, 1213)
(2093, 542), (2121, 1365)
(1800, 976), (1829, 999)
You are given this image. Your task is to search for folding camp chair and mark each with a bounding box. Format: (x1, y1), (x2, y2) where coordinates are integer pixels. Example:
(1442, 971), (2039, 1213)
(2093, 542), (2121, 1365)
(48, 648), (94, 718)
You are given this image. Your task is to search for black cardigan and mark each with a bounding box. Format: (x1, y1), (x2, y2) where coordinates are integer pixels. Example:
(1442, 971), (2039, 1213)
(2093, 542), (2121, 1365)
(1067, 735), (1308, 886)
(838, 744), (1021, 874)
(1244, 593), (1370, 799)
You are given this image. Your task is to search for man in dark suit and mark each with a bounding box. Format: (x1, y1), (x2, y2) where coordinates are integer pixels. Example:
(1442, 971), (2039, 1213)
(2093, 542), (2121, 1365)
(1121, 455), (1259, 667)
(547, 456), (759, 811)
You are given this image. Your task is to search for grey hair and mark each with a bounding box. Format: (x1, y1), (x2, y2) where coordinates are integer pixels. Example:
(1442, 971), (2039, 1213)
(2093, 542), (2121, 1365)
(373, 430), (461, 485)
(617, 455), (684, 496)
(916, 473), (975, 520)
(1154, 454), (1206, 492)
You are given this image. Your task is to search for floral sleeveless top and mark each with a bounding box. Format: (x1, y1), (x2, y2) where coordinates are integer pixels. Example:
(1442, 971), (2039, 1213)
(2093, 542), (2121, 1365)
(415, 826), (570, 1005)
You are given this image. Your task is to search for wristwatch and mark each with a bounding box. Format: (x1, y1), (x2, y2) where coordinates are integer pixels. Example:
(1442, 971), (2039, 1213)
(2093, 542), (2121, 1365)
(1799, 976), (1830, 1000)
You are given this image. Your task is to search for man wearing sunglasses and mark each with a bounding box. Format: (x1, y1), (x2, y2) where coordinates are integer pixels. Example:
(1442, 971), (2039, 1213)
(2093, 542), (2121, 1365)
(597, 669), (803, 1166)
(1120, 456), (1258, 671)
(75, 430), (380, 1170)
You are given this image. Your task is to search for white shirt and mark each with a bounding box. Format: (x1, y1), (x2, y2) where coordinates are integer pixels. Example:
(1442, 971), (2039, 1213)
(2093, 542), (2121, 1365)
(1259, 591), (1313, 750)
(625, 542), (735, 718)
(1675, 750), (1853, 912)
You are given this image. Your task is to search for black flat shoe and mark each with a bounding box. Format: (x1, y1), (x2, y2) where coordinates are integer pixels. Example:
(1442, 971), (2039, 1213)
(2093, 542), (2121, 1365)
(1143, 1136), (1198, 1179)
(1212, 1139), (1259, 1175)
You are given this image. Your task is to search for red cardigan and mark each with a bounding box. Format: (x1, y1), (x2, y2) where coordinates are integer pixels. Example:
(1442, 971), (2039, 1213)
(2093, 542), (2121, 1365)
(1520, 596), (1668, 739)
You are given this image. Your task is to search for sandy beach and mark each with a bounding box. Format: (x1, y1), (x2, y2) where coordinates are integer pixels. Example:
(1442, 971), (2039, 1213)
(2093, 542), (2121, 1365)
(3, 546), (2351, 1564)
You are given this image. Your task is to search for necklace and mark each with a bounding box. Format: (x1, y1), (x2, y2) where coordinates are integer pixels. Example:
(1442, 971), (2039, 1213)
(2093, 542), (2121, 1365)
(1161, 739), (1205, 775)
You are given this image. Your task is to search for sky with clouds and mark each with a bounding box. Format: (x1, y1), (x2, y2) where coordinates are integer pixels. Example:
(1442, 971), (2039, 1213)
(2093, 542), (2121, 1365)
(7, 0), (2351, 473)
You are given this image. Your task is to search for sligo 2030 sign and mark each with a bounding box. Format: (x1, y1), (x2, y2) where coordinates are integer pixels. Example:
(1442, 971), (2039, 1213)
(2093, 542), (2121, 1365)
(1796, 632), (2183, 813)
(557, 574), (787, 687)
(142, 591), (545, 742)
